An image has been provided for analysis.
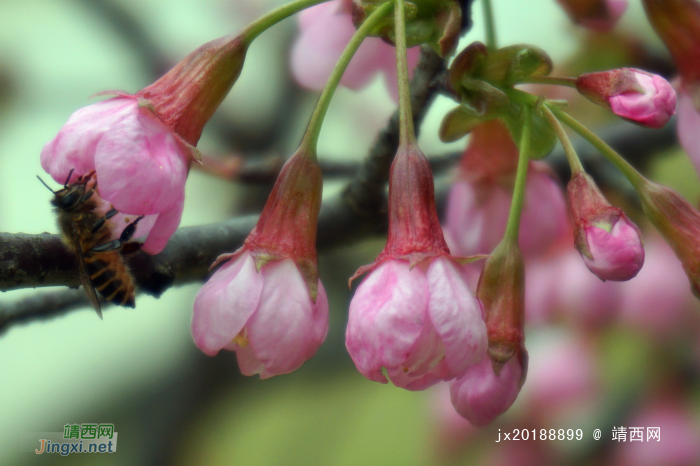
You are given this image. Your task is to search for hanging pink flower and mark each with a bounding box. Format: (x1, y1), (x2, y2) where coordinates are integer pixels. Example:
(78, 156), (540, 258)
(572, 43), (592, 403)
(192, 147), (329, 377)
(346, 142), (487, 390)
(192, 252), (328, 378)
(41, 33), (249, 253)
(444, 121), (567, 258)
(449, 354), (525, 426)
(290, 0), (420, 100)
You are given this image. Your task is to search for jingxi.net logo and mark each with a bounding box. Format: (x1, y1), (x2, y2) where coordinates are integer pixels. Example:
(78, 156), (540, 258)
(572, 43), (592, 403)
(21, 423), (117, 456)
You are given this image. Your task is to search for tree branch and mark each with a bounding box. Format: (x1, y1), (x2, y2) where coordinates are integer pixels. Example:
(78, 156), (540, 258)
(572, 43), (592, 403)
(0, 46), (446, 332)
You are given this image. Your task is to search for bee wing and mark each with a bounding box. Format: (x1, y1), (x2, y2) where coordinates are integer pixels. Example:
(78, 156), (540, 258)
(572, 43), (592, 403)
(71, 224), (103, 319)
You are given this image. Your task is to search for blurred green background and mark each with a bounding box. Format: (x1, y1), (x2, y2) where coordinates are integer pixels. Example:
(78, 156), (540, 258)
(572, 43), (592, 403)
(1, 0), (699, 465)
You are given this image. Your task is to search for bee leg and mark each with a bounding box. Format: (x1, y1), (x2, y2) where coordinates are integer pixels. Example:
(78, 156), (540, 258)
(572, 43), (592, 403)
(91, 208), (118, 234)
(80, 187), (96, 204)
(119, 215), (145, 242)
(91, 215), (145, 252)
(63, 168), (75, 187)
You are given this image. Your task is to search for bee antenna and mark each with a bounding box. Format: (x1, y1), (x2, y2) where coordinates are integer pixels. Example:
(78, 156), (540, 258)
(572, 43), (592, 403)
(36, 175), (55, 194)
(64, 168), (75, 187)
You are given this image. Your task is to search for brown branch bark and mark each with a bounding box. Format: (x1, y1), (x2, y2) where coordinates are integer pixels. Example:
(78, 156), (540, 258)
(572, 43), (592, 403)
(0, 46), (446, 332)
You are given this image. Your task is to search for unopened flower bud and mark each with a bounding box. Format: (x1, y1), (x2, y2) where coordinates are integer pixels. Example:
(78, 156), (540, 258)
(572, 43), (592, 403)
(576, 68), (676, 128)
(568, 172), (644, 281)
(638, 180), (700, 298)
(449, 350), (527, 426)
(478, 240), (526, 372)
(556, 0), (628, 31)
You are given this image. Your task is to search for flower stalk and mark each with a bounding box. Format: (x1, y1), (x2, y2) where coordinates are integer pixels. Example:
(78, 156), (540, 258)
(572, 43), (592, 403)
(394, 0), (415, 146)
(299, 1), (394, 154)
(548, 105), (646, 189)
(503, 105), (532, 244)
(241, 0), (331, 43)
(542, 103), (584, 176)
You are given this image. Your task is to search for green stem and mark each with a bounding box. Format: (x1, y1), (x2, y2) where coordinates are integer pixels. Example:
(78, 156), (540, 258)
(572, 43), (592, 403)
(299, 2), (394, 155)
(504, 106), (532, 244)
(519, 76), (577, 87)
(395, 0), (416, 146)
(242, 0), (329, 42)
(542, 103), (584, 175)
(549, 106), (646, 189)
(482, 0), (498, 50)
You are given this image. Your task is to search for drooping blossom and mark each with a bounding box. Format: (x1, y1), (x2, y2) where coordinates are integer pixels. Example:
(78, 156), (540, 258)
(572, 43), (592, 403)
(192, 147), (329, 377)
(192, 252), (328, 378)
(450, 354), (525, 426)
(556, 0), (628, 31)
(346, 142), (487, 390)
(643, 0), (700, 176)
(576, 68), (676, 129)
(443, 120), (567, 258)
(450, 237), (528, 425)
(567, 171), (644, 281)
(290, 0), (420, 100)
(41, 33), (249, 253)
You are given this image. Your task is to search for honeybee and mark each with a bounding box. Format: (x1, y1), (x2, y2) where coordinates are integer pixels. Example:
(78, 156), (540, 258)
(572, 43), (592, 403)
(38, 170), (143, 319)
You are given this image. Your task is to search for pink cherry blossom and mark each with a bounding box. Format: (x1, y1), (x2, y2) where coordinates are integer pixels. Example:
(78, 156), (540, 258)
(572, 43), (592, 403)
(346, 257), (487, 390)
(581, 214), (645, 281)
(290, 0), (420, 100)
(444, 164), (567, 258)
(609, 71), (677, 128)
(449, 354), (524, 426)
(677, 90), (700, 176)
(192, 252), (328, 378)
(41, 96), (189, 254)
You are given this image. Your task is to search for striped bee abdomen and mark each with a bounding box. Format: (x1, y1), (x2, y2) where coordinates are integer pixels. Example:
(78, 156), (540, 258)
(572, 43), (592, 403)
(84, 251), (136, 308)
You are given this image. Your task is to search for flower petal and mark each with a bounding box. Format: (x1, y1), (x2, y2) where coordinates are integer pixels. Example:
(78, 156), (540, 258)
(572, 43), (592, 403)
(245, 259), (328, 376)
(141, 195), (184, 254)
(232, 342), (273, 379)
(345, 260), (429, 383)
(40, 97), (137, 184)
(450, 355), (523, 426)
(427, 257), (487, 377)
(191, 252), (264, 356)
(95, 108), (189, 215)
